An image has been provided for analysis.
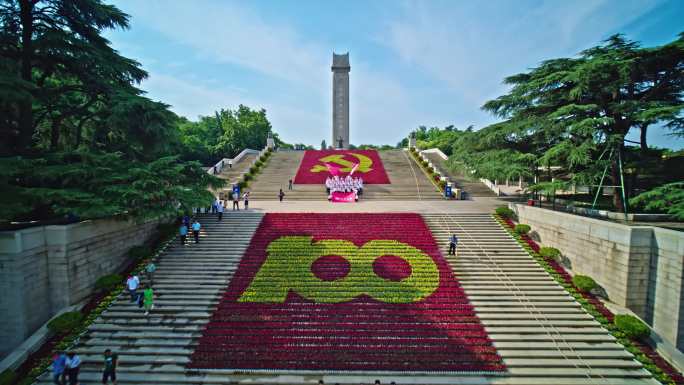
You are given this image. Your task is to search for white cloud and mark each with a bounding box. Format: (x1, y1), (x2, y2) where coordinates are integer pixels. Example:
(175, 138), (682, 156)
(380, 0), (665, 106)
(118, 0), (329, 88)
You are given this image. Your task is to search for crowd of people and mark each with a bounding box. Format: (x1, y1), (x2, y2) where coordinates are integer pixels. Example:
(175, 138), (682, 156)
(325, 175), (363, 202)
(325, 176), (363, 195)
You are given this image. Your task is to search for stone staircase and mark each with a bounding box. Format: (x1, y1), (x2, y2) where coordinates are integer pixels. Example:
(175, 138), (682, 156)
(422, 153), (497, 197)
(247, 150), (442, 201)
(35, 212), (264, 385)
(33, 212), (660, 384)
(422, 213), (658, 385)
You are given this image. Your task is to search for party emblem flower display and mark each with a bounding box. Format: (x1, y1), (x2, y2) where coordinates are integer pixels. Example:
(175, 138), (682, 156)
(293, 150), (390, 184)
(190, 213), (504, 372)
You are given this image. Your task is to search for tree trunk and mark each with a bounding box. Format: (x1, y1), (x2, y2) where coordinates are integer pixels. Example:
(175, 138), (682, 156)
(611, 145), (625, 213)
(17, 0), (35, 153)
(50, 116), (63, 150)
(640, 123), (648, 152)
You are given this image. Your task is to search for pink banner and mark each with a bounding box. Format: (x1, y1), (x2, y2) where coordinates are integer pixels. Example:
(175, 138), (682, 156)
(349, 162), (359, 176)
(325, 163), (340, 176)
(331, 191), (356, 203)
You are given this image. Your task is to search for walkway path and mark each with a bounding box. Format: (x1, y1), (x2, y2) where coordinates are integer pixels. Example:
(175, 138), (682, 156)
(34, 210), (657, 384)
(423, 152), (498, 198)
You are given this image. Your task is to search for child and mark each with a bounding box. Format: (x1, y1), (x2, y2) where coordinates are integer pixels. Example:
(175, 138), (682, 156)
(143, 286), (154, 315)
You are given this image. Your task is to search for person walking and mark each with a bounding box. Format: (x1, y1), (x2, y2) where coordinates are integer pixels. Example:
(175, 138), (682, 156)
(288, 179), (293, 190)
(179, 223), (188, 245)
(228, 159), (233, 168)
(145, 260), (156, 286)
(242, 191), (250, 210)
(102, 349), (118, 385)
(217, 200), (224, 221)
(126, 274), (140, 302)
(212, 197), (219, 214)
(192, 219), (201, 243)
(232, 191), (240, 211)
(143, 285), (154, 315)
(449, 234), (458, 256)
(52, 351), (67, 385)
(279, 189), (285, 202)
(65, 352), (81, 385)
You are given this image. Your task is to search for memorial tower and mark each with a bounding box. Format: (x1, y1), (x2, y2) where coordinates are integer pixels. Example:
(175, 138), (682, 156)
(331, 52), (350, 149)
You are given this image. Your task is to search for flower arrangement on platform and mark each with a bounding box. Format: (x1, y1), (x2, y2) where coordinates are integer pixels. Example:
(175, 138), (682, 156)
(293, 150), (390, 184)
(190, 213), (504, 372)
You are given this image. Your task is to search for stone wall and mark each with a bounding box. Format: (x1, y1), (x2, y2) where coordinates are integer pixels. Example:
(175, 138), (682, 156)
(509, 203), (684, 353)
(0, 218), (159, 359)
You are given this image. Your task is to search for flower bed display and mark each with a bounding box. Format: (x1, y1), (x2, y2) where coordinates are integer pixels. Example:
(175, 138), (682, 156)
(293, 150), (390, 184)
(190, 213), (503, 372)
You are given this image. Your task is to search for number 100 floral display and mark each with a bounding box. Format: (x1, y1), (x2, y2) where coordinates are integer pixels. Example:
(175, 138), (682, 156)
(189, 213), (504, 372)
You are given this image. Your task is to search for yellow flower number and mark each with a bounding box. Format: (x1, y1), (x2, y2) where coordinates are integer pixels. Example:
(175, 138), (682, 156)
(238, 236), (440, 303)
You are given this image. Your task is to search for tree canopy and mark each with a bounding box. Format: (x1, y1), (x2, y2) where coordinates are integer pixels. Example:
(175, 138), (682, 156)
(0, 0), (283, 223)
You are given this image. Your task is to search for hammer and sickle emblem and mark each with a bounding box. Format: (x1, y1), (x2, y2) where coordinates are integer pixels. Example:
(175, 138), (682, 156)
(310, 153), (373, 173)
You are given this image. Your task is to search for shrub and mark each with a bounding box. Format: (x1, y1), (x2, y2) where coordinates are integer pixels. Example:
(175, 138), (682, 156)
(158, 223), (176, 237)
(572, 275), (597, 292)
(614, 314), (650, 340)
(243, 173), (252, 181)
(539, 247), (561, 260)
(128, 245), (151, 260)
(238, 181), (248, 189)
(0, 369), (16, 385)
(255, 160), (263, 167)
(47, 312), (83, 334)
(514, 224), (531, 234)
(94, 274), (122, 292)
(495, 207), (515, 218)
(438, 180), (446, 191)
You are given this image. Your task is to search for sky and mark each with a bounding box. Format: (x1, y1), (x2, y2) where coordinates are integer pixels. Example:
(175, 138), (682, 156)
(107, 0), (684, 149)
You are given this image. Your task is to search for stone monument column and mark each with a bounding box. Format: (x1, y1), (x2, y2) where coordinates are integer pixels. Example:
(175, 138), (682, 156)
(331, 52), (350, 149)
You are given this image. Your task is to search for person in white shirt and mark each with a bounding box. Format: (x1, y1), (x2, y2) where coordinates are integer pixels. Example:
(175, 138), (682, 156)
(126, 275), (140, 302)
(217, 201), (224, 221)
(66, 352), (81, 385)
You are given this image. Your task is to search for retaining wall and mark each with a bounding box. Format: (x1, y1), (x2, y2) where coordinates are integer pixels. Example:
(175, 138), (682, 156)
(509, 203), (684, 354)
(0, 218), (159, 359)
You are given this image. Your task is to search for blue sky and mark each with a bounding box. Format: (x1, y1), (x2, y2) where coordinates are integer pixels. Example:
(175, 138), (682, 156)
(107, 0), (684, 149)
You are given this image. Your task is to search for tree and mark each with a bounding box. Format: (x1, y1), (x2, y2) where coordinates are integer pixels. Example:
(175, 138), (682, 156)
(481, 33), (684, 211)
(630, 182), (684, 220)
(1, 0), (147, 155)
(321, 139), (327, 150)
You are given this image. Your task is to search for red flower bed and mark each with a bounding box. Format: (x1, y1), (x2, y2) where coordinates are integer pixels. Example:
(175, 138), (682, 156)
(293, 150), (390, 184)
(190, 213), (503, 372)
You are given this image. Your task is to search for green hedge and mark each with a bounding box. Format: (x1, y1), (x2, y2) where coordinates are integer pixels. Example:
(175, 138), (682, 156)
(95, 274), (122, 292)
(47, 312), (83, 334)
(128, 245), (151, 260)
(539, 247), (561, 260)
(615, 314), (650, 340)
(572, 275), (597, 292)
(0, 369), (16, 385)
(514, 224), (531, 234)
(495, 207), (515, 218)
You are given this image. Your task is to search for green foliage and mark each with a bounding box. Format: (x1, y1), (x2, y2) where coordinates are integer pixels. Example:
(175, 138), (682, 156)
(0, 151), (223, 221)
(47, 312), (83, 334)
(614, 314), (650, 340)
(243, 173), (252, 182)
(495, 207), (515, 218)
(630, 182), (684, 220)
(95, 274), (123, 292)
(0, 369), (16, 385)
(573, 275), (598, 292)
(514, 224), (531, 234)
(128, 246), (151, 260)
(539, 247), (561, 260)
